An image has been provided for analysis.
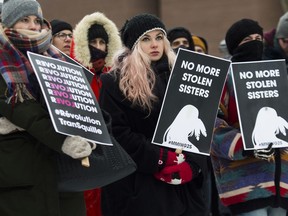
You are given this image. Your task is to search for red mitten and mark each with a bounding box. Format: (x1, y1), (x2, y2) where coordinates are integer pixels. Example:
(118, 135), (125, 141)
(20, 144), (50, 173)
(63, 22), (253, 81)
(154, 161), (193, 185)
(158, 149), (185, 169)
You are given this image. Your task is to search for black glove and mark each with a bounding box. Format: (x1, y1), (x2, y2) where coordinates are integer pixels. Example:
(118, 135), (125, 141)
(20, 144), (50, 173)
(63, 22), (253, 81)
(254, 143), (275, 162)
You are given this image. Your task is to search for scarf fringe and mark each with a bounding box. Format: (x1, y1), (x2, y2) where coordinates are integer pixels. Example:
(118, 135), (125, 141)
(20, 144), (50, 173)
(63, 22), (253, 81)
(0, 27), (63, 105)
(7, 84), (36, 104)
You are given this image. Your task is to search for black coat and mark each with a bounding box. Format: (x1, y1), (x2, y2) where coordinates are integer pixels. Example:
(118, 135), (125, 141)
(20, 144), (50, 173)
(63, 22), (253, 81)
(99, 60), (207, 216)
(263, 37), (288, 72)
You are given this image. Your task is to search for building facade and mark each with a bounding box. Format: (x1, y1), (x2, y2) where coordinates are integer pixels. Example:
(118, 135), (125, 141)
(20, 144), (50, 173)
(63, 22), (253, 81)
(39, 0), (284, 56)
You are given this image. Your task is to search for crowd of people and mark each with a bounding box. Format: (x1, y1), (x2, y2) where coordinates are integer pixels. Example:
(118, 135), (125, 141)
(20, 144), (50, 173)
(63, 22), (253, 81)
(0, 0), (288, 216)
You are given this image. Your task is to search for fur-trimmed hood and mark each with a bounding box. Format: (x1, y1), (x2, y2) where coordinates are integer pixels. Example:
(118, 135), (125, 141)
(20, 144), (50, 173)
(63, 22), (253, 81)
(73, 12), (122, 68)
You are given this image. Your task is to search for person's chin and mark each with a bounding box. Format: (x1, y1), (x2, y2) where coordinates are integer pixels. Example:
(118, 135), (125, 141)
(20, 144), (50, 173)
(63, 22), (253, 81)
(150, 55), (162, 62)
(62, 48), (71, 55)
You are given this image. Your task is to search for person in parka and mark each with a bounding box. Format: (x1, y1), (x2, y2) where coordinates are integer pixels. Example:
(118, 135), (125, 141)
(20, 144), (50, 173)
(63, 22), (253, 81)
(0, 0), (96, 216)
(71, 11), (122, 216)
(71, 11), (122, 99)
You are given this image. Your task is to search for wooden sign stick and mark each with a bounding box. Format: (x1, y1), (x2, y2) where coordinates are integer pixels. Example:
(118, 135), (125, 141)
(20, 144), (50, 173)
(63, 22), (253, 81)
(81, 157), (90, 167)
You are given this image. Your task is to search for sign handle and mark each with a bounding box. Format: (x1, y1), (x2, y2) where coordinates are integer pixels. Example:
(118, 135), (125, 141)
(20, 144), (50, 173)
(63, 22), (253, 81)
(175, 148), (183, 154)
(81, 157), (90, 167)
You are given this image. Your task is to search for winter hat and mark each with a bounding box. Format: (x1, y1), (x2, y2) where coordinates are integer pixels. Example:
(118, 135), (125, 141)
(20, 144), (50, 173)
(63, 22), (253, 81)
(2, 0), (43, 28)
(264, 28), (276, 47)
(225, 18), (263, 55)
(275, 12), (288, 39)
(192, 35), (208, 53)
(167, 27), (195, 50)
(50, 19), (73, 36)
(121, 13), (166, 50)
(73, 12), (122, 68)
(88, 23), (108, 43)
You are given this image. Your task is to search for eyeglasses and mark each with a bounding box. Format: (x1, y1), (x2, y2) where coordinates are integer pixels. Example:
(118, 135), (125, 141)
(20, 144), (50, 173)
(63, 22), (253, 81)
(54, 33), (73, 40)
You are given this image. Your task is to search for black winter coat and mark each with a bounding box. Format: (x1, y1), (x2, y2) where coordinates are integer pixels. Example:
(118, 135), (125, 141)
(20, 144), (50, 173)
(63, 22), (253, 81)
(99, 60), (207, 216)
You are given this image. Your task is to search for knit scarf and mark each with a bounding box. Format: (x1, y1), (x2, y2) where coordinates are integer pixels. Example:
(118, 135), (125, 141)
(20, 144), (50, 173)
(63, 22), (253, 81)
(0, 28), (64, 104)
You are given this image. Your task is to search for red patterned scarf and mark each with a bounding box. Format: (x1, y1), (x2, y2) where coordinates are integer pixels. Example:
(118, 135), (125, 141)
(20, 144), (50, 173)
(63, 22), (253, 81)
(0, 27), (64, 104)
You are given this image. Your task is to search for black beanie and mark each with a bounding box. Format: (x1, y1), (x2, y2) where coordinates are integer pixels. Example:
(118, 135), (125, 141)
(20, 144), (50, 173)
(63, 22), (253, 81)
(121, 13), (166, 50)
(50, 19), (73, 36)
(225, 18), (263, 55)
(167, 27), (195, 51)
(88, 24), (108, 44)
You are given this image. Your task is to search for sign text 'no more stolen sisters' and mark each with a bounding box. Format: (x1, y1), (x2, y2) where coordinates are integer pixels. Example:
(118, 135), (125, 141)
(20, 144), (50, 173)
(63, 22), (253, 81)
(27, 52), (112, 146)
(152, 48), (231, 155)
(231, 59), (288, 150)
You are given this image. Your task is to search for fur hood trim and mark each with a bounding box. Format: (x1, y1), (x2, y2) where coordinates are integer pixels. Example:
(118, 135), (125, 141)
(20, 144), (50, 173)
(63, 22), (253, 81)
(73, 12), (122, 68)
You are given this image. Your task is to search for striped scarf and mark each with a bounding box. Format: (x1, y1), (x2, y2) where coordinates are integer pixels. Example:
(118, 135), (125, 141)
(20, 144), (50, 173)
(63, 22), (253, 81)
(0, 27), (64, 104)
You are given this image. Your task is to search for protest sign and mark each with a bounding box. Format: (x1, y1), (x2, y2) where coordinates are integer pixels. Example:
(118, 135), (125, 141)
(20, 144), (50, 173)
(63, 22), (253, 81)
(28, 52), (112, 146)
(52, 45), (94, 83)
(152, 48), (231, 155)
(231, 59), (288, 150)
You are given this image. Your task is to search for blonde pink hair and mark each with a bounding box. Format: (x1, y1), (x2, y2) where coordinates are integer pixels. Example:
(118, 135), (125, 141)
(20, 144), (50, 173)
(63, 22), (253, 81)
(110, 35), (175, 112)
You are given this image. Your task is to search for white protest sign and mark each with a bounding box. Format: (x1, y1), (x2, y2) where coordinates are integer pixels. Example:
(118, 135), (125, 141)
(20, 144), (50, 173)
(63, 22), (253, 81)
(231, 59), (288, 150)
(28, 52), (112, 146)
(51, 45), (94, 83)
(152, 48), (231, 155)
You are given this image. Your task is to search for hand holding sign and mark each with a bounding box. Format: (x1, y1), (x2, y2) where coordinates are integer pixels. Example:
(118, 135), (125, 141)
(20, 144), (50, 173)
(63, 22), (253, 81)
(62, 136), (96, 161)
(152, 49), (231, 155)
(27, 52), (113, 168)
(253, 143), (275, 162)
(231, 60), (288, 150)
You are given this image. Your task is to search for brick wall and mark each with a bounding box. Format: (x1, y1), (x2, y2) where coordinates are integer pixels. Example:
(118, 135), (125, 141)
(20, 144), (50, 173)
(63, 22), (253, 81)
(38, 0), (284, 56)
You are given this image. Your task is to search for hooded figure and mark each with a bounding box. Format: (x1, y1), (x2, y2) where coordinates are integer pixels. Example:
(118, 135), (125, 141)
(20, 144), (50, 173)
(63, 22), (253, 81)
(72, 12), (122, 70)
(72, 12), (122, 99)
(71, 12), (122, 216)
